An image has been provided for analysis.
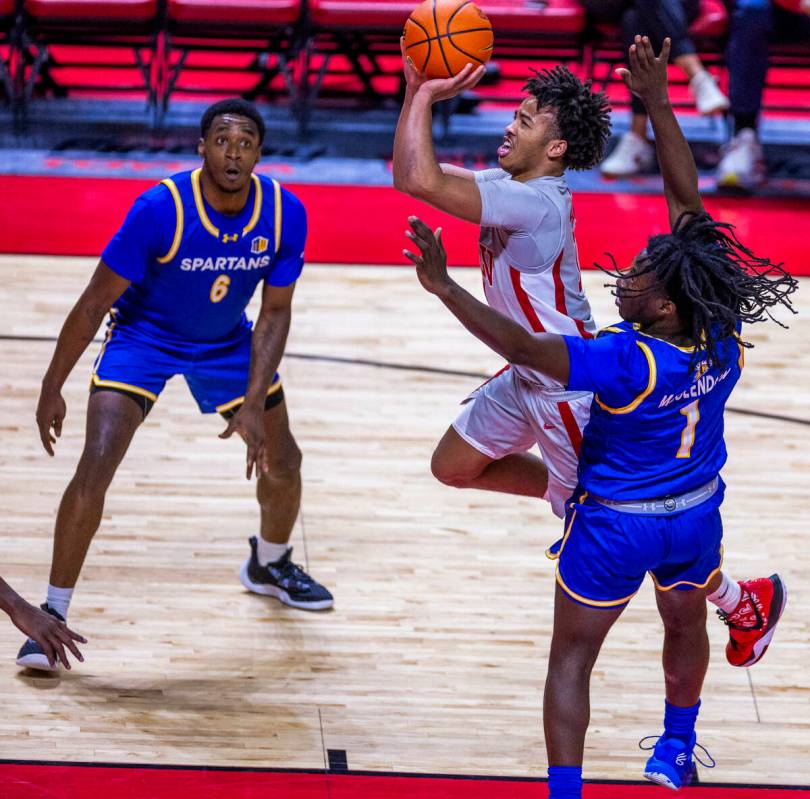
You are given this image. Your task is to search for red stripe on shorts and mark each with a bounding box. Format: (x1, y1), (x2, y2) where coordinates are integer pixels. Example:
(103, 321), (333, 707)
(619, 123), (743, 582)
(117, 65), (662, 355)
(558, 400), (583, 457)
(509, 267), (545, 332)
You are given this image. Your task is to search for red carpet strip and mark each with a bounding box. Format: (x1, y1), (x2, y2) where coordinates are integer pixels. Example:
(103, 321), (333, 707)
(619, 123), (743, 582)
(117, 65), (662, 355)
(0, 176), (808, 275)
(1, 763), (809, 799)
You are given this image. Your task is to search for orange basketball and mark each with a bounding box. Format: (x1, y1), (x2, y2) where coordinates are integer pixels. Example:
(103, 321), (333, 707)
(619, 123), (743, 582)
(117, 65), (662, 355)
(403, 0), (494, 80)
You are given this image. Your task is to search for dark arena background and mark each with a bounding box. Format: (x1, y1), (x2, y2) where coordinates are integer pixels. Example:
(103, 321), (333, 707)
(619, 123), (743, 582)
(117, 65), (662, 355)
(1, 1), (809, 797)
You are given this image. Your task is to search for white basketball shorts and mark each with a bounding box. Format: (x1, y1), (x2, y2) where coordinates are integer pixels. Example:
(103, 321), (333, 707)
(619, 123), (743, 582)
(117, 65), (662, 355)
(452, 367), (592, 518)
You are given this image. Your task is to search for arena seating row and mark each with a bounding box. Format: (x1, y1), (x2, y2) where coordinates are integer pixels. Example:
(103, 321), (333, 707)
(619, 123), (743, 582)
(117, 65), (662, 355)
(0, 0), (804, 134)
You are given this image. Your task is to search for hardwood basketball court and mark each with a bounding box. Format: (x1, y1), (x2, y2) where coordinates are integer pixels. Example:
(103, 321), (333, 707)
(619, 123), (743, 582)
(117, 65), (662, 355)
(0, 255), (807, 792)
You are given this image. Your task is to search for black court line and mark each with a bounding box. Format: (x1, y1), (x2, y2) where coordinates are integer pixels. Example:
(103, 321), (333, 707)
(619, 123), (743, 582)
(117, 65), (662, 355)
(1, 758), (809, 790)
(1, 333), (809, 428)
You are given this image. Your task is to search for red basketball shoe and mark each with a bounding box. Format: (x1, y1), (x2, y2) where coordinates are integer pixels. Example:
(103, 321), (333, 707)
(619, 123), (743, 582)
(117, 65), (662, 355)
(718, 574), (787, 667)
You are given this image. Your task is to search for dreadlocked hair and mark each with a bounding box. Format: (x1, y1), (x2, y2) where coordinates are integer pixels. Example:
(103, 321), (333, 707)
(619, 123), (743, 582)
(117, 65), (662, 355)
(598, 212), (798, 370)
(523, 66), (611, 171)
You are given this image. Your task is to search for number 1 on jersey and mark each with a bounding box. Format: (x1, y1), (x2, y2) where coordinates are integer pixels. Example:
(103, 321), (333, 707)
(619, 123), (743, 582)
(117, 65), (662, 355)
(210, 274), (231, 303)
(676, 399), (700, 459)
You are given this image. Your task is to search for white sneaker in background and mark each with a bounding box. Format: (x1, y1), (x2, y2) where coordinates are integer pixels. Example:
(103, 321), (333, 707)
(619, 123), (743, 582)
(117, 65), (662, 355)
(600, 131), (656, 178)
(716, 128), (766, 190)
(689, 70), (730, 115)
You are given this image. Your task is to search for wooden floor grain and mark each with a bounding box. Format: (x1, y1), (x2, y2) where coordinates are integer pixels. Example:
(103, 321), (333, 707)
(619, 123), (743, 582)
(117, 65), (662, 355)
(0, 256), (807, 783)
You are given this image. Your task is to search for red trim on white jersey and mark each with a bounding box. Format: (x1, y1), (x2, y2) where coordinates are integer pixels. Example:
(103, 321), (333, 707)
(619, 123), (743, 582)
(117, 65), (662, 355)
(557, 400), (583, 457)
(509, 267), (546, 333)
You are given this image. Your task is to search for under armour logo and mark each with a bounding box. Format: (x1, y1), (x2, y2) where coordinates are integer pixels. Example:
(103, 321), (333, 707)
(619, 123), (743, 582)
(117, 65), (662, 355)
(675, 753), (687, 766)
(222, 233), (239, 243)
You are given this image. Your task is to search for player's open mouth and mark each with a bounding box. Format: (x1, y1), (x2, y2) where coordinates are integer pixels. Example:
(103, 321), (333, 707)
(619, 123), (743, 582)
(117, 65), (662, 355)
(225, 168), (241, 179)
(497, 138), (512, 157)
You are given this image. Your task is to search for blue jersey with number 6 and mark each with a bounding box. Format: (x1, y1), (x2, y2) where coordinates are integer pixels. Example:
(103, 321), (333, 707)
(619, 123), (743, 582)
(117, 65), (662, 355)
(101, 168), (306, 343)
(563, 320), (744, 500)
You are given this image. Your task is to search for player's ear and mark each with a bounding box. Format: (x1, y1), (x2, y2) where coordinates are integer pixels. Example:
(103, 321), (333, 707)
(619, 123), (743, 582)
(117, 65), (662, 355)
(197, 138), (205, 157)
(547, 138), (567, 160)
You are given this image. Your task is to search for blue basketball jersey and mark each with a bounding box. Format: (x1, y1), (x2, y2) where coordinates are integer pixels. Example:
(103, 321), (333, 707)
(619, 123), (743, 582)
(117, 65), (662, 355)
(102, 168), (307, 342)
(564, 321), (744, 500)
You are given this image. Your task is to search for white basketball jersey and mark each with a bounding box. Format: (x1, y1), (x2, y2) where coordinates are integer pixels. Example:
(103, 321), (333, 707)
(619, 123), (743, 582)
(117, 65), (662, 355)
(475, 169), (597, 387)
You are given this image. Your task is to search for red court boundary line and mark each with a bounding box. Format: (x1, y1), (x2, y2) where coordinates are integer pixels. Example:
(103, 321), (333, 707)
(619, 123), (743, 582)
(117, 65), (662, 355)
(0, 760), (809, 798)
(1, 175), (809, 275)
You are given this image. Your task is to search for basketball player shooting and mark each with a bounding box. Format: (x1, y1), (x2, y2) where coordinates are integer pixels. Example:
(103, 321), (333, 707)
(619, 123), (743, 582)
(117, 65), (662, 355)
(16, 99), (333, 672)
(403, 37), (794, 796)
(394, 32), (612, 519)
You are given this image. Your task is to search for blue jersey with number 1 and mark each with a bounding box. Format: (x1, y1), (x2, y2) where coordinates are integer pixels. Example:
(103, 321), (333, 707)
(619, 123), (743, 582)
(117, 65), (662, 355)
(563, 321), (744, 501)
(101, 168), (306, 343)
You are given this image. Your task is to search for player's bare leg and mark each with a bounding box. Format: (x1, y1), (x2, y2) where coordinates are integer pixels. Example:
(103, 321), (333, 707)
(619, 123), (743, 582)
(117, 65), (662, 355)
(17, 391), (143, 669)
(50, 391), (144, 588)
(431, 426), (549, 498)
(543, 584), (624, 766)
(656, 586), (710, 706)
(641, 586), (712, 790)
(239, 397), (333, 610)
(257, 398), (302, 545)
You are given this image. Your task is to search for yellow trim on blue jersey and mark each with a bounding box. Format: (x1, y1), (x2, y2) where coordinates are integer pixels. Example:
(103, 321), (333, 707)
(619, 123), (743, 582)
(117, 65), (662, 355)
(651, 547), (724, 592)
(737, 340), (745, 370)
(157, 178), (184, 264)
(191, 168), (220, 239)
(272, 179), (282, 254)
(597, 326), (624, 336)
(215, 380), (283, 414)
(91, 374), (159, 402)
(545, 492), (587, 560)
(555, 570), (638, 608)
(241, 174), (262, 236)
(594, 341), (657, 415)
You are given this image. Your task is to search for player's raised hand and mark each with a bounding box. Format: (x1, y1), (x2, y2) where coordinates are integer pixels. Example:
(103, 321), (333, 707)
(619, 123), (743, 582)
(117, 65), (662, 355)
(219, 405), (269, 480)
(404, 216), (453, 296)
(616, 35), (671, 108)
(36, 383), (67, 456)
(401, 38), (486, 103)
(8, 597), (86, 669)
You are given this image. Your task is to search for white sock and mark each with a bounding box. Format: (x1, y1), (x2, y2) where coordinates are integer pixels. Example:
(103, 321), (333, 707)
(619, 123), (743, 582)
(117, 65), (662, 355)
(706, 572), (742, 613)
(45, 584), (74, 620)
(256, 538), (290, 566)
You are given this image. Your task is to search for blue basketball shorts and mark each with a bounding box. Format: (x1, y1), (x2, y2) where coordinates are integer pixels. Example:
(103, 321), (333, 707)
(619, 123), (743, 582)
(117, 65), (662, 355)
(91, 321), (281, 414)
(545, 484), (725, 609)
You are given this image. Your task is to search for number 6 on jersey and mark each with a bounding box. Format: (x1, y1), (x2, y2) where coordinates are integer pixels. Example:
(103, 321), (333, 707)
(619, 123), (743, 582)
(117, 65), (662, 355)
(210, 274), (231, 303)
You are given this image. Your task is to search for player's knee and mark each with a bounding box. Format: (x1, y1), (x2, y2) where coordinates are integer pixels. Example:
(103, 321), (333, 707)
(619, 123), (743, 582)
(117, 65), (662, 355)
(73, 447), (119, 495)
(263, 440), (302, 482)
(430, 450), (483, 488)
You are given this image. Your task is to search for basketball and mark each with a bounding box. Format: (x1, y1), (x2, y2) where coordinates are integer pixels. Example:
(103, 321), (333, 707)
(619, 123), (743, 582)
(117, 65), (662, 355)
(403, 0), (494, 80)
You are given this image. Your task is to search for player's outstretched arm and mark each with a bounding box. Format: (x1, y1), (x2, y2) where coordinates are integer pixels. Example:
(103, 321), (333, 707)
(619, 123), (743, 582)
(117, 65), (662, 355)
(403, 217), (570, 383)
(37, 262), (130, 456)
(219, 281), (294, 480)
(0, 578), (86, 669)
(392, 39), (486, 222)
(617, 36), (703, 227)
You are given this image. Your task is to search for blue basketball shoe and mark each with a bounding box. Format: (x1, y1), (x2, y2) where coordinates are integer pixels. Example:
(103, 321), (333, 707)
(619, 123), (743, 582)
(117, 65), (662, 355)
(641, 733), (714, 790)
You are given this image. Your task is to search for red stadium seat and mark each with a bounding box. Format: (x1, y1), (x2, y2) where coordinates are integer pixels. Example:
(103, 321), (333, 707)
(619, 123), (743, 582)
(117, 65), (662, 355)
(18, 0), (161, 125)
(162, 0), (304, 126)
(25, 0), (157, 23)
(301, 0), (587, 134)
(688, 0), (729, 38)
(167, 0), (300, 29)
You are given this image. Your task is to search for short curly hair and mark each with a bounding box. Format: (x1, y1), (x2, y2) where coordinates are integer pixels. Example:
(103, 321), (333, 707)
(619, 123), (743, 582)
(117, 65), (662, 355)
(200, 98), (265, 145)
(524, 66), (611, 171)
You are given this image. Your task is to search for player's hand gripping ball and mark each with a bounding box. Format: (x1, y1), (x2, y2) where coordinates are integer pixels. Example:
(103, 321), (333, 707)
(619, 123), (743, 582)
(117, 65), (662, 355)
(403, 0), (494, 79)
